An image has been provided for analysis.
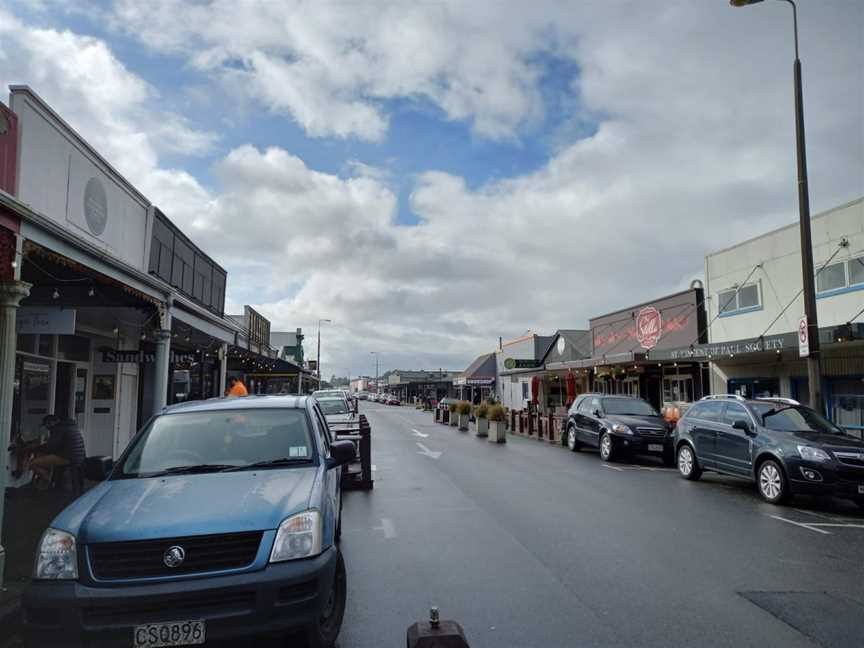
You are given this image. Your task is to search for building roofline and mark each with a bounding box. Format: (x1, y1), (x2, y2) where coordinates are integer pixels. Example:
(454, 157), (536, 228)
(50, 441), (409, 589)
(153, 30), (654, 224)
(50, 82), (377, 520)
(588, 287), (699, 324)
(706, 196), (864, 259)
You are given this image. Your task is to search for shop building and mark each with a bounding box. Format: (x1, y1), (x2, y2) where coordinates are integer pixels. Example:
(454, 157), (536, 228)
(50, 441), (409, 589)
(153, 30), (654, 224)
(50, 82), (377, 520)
(532, 329), (592, 415)
(454, 353), (497, 404)
(271, 328), (305, 363)
(495, 333), (555, 410)
(700, 197), (864, 435)
(386, 370), (456, 402)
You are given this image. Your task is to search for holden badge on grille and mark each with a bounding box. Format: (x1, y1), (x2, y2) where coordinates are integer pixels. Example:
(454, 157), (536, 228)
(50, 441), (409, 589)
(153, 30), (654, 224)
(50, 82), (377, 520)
(163, 545), (186, 568)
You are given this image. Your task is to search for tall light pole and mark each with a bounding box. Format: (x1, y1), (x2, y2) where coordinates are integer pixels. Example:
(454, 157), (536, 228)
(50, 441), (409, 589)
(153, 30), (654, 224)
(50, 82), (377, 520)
(731, 0), (823, 413)
(370, 351), (380, 394)
(316, 318), (331, 387)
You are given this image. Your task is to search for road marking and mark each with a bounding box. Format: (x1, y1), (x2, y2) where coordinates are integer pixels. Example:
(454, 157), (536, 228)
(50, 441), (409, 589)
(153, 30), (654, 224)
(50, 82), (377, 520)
(601, 464), (624, 471)
(805, 523), (864, 529)
(371, 464), (377, 472)
(416, 442), (442, 459)
(413, 429), (429, 438)
(768, 515), (831, 535)
(792, 508), (834, 520)
(374, 518), (396, 539)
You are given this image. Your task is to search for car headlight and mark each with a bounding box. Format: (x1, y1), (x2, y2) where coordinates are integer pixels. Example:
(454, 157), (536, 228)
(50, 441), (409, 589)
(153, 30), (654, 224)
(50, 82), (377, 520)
(34, 528), (78, 580)
(610, 423), (633, 436)
(797, 446), (831, 462)
(270, 510), (322, 563)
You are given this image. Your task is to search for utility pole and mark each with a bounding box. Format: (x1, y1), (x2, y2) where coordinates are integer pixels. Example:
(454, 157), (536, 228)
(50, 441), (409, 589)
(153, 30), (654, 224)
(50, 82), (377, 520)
(371, 351), (380, 394)
(730, 0), (823, 413)
(316, 318), (331, 388)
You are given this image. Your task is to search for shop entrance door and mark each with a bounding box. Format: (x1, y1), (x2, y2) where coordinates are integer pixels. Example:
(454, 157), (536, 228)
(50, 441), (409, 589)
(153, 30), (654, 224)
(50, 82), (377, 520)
(55, 362), (88, 427)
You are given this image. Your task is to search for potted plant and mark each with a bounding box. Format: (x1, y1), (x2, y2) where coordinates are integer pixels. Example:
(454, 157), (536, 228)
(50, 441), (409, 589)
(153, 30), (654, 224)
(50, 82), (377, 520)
(474, 402), (489, 437)
(456, 401), (471, 431)
(448, 402), (458, 426)
(487, 404), (507, 443)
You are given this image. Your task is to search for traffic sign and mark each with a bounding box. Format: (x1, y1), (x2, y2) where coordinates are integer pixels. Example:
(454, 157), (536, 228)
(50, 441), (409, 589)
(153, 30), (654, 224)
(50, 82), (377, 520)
(798, 315), (809, 358)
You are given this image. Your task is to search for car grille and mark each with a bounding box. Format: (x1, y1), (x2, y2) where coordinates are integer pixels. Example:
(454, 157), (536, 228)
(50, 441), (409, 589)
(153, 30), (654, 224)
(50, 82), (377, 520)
(89, 531), (262, 580)
(636, 427), (667, 440)
(833, 452), (864, 468)
(82, 589), (256, 626)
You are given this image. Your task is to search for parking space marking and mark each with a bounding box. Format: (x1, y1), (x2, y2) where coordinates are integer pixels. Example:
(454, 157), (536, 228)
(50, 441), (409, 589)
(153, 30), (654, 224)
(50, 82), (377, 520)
(768, 515), (832, 535)
(792, 508), (835, 520)
(805, 523), (864, 530)
(601, 464), (624, 472)
(413, 429), (430, 438)
(373, 518), (397, 539)
(416, 442), (442, 459)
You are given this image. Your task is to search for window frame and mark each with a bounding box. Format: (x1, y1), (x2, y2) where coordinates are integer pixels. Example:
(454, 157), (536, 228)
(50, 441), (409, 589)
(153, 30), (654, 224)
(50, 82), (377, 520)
(717, 281), (763, 318)
(723, 402), (754, 428)
(815, 254), (864, 299)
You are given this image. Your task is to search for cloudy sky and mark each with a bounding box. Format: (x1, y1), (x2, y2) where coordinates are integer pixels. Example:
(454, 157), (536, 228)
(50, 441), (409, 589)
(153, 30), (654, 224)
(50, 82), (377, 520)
(1, 0), (862, 378)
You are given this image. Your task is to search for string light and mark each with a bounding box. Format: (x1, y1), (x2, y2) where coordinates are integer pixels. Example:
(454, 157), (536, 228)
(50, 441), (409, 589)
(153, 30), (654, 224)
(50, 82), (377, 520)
(112, 326), (119, 335)
(88, 287), (95, 297)
(52, 288), (60, 300)
(140, 332), (146, 341)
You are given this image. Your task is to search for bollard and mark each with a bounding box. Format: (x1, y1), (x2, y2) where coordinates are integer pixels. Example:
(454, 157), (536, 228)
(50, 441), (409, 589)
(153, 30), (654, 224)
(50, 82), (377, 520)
(407, 607), (470, 648)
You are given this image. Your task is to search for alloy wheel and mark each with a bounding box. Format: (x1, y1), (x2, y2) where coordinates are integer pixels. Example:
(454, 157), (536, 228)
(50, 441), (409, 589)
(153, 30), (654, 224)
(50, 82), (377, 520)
(678, 446), (693, 476)
(568, 428), (577, 450)
(600, 433), (612, 460)
(759, 463), (782, 501)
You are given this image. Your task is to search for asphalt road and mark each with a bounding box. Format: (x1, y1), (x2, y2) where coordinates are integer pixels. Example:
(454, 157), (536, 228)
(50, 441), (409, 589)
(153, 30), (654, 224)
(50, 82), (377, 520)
(338, 404), (864, 648)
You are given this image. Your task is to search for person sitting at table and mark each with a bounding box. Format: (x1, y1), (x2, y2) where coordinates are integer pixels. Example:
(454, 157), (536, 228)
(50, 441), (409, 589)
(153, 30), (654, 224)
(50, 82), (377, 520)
(31, 417), (86, 488)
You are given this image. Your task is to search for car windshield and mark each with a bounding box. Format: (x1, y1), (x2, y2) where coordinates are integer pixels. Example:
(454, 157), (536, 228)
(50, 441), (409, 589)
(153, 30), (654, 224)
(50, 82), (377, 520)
(319, 398), (349, 415)
(602, 398), (658, 417)
(749, 403), (847, 435)
(120, 409), (314, 477)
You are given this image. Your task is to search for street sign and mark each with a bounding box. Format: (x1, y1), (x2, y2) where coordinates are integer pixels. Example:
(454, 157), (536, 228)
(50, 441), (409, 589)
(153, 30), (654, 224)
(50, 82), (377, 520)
(798, 315), (809, 358)
(503, 358), (540, 370)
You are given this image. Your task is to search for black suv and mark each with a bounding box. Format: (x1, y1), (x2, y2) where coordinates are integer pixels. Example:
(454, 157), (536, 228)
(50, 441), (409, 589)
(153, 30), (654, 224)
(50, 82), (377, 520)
(673, 395), (864, 507)
(565, 394), (674, 465)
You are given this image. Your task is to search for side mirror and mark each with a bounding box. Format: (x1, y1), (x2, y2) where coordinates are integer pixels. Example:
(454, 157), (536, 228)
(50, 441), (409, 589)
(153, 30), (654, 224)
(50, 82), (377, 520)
(84, 456), (114, 481)
(732, 419), (753, 434)
(593, 409), (603, 418)
(327, 440), (356, 469)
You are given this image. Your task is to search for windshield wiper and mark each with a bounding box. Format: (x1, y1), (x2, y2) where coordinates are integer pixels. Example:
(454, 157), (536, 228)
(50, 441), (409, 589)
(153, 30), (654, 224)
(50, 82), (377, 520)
(761, 406), (791, 423)
(221, 457), (311, 472)
(149, 464), (236, 476)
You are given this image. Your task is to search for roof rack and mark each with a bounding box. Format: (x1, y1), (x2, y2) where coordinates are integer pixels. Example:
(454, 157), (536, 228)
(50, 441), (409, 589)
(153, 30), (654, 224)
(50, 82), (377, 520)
(699, 394), (746, 402)
(755, 397), (800, 406)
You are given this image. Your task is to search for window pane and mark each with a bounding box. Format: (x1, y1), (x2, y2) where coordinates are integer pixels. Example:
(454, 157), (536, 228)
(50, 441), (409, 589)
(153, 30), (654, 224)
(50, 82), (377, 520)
(816, 262), (846, 293)
(700, 401), (725, 422)
(38, 334), (53, 357)
(848, 256), (864, 286)
(723, 403), (749, 426)
(738, 284), (759, 309)
(718, 290), (737, 313)
(57, 335), (90, 362)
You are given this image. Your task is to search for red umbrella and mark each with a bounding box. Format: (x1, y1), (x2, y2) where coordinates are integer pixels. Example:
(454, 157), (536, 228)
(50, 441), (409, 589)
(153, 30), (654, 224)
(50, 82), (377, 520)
(566, 372), (577, 406)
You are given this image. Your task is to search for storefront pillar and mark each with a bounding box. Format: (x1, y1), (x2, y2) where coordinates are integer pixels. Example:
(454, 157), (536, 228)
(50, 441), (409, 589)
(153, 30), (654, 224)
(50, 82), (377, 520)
(218, 343), (228, 397)
(152, 329), (171, 415)
(0, 280), (32, 586)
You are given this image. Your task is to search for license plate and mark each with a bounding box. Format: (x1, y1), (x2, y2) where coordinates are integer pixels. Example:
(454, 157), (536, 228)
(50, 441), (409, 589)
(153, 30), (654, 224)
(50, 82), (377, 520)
(133, 620), (205, 648)
(858, 485), (864, 495)
(648, 444), (664, 453)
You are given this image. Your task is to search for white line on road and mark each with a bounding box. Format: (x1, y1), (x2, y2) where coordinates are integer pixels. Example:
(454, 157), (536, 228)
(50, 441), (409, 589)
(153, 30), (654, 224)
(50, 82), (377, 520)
(413, 429), (429, 438)
(805, 523), (864, 529)
(374, 518), (397, 539)
(768, 515), (831, 535)
(416, 442), (442, 459)
(792, 508), (834, 520)
(601, 464), (624, 472)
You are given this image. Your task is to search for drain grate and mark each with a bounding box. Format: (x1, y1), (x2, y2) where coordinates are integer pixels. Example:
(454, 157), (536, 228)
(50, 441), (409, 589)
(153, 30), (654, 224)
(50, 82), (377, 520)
(740, 591), (864, 648)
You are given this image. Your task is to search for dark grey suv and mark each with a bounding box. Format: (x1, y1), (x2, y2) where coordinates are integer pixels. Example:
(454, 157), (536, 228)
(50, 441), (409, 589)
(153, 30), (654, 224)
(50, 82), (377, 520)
(673, 395), (864, 507)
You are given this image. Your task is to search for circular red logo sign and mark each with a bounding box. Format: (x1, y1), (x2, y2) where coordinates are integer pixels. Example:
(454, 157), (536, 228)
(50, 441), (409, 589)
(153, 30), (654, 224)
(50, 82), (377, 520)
(636, 306), (663, 350)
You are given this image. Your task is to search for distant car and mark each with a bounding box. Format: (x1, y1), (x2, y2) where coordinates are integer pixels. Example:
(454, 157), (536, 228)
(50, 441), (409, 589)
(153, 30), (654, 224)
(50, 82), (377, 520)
(356, 392), (368, 401)
(566, 394), (674, 465)
(23, 395), (355, 648)
(674, 395), (864, 507)
(312, 390), (347, 400)
(316, 395), (357, 435)
(386, 395), (401, 406)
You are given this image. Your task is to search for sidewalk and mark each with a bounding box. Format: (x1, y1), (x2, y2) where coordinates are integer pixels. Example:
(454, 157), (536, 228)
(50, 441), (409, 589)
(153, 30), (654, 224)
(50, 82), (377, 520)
(1, 485), (80, 644)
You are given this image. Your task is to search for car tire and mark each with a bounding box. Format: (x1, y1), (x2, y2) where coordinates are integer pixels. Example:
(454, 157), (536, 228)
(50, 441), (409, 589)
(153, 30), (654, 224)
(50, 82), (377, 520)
(855, 498), (864, 511)
(599, 432), (615, 462)
(305, 549), (347, 648)
(757, 459), (790, 505)
(677, 444), (702, 481)
(567, 425), (582, 452)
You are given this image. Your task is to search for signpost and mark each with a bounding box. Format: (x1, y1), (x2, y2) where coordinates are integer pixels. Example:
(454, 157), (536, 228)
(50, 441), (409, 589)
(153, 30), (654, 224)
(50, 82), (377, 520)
(798, 315), (809, 358)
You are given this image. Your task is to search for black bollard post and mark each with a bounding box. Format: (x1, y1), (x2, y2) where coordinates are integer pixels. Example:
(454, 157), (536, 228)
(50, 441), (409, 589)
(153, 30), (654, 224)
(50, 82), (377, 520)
(406, 607), (470, 648)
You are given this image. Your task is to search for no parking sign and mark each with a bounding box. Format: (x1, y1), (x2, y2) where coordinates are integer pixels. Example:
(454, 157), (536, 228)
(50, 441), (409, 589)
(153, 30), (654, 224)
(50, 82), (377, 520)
(798, 315), (809, 358)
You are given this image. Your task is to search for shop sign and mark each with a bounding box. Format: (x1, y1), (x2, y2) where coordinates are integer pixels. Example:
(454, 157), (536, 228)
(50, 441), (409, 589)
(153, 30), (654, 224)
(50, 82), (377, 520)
(798, 315), (809, 358)
(504, 358), (541, 370)
(16, 307), (76, 335)
(666, 335), (788, 361)
(102, 350), (197, 364)
(636, 307), (662, 350)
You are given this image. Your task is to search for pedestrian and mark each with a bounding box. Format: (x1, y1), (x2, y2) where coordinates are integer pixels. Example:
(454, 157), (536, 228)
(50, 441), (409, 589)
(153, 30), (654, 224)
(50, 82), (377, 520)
(226, 375), (249, 397)
(30, 417), (86, 488)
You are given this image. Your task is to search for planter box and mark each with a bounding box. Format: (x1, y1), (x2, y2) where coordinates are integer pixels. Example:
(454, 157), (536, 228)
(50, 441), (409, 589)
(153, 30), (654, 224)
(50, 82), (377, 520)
(488, 420), (506, 443)
(458, 414), (469, 431)
(441, 410), (449, 424)
(475, 418), (489, 437)
(449, 412), (458, 426)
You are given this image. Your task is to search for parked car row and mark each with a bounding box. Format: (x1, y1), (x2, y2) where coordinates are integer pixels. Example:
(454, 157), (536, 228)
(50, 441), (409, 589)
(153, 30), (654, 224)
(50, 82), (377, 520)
(565, 393), (864, 509)
(366, 393), (401, 405)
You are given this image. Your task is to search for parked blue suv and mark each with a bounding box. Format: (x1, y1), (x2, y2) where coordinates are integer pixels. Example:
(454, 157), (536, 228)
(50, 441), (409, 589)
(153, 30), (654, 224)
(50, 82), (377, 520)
(23, 395), (355, 648)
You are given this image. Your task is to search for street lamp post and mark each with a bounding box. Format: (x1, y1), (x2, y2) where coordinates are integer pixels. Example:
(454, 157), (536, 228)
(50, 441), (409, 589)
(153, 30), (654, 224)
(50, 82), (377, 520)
(316, 318), (331, 387)
(731, 0), (823, 413)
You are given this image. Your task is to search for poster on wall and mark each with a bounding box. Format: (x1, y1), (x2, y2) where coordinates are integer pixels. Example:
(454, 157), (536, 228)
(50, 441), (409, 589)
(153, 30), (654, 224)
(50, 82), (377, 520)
(92, 374), (116, 400)
(16, 307), (76, 335)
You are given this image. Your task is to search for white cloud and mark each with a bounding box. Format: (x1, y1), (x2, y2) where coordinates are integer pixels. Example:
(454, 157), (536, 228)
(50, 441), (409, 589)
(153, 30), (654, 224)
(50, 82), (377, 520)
(1, 1), (861, 378)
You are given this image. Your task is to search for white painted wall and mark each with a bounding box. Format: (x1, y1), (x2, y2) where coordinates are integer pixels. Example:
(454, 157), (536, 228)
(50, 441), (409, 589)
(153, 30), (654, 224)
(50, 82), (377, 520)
(705, 198), (864, 344)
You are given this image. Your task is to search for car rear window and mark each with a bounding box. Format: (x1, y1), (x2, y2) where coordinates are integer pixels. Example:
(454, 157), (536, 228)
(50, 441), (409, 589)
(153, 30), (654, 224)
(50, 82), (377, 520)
(121, 409), (314, 477)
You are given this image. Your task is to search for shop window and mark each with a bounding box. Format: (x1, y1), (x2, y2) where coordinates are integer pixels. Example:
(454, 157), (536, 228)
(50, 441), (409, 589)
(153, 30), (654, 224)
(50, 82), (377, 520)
(849, 256), (864, 287)
(37, 334), (53, 357)
(57, 335), (90, 362)
(816, 261), (846, 294)
(521, 382), (529, 399)
(16, 333), (36, 354)
(718, 282), (762, 316)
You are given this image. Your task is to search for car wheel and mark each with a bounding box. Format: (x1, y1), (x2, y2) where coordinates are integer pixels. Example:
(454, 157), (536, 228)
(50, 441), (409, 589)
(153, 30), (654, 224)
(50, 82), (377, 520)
(757, 459), (790, 505)
(599, 432), (615, 462)
(567, 425), (582, 452)
(305, 549), (347, 648)
(677, 444), (702, 481)
(855, 498), (864, 511)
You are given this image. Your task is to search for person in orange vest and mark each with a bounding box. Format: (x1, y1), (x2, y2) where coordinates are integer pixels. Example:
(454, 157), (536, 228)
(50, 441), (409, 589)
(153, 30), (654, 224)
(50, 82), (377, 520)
(226, 376), (248, 397)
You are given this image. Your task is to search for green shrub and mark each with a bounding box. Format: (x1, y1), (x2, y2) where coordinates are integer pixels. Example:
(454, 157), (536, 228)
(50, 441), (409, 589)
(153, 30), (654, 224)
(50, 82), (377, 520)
(456, 400), (472, 415)
(448, 402), (457, 413)
(488, 404), (506, 422)
(474, 402), (489, 419)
